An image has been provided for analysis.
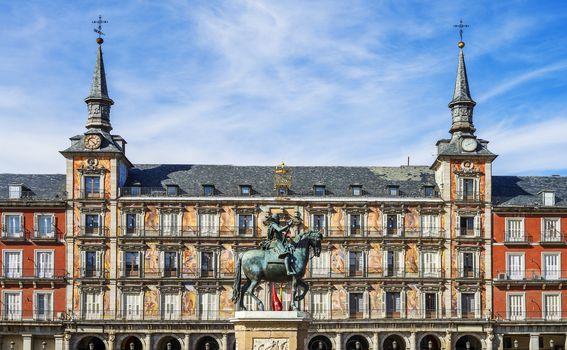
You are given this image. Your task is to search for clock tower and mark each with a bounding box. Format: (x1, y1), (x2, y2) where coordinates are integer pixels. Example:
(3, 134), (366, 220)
(431, 33), (497, 334)
(60, 24), (131, 322)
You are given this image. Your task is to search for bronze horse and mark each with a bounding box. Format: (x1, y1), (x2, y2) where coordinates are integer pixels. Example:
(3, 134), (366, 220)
(232, 231), (323, 311)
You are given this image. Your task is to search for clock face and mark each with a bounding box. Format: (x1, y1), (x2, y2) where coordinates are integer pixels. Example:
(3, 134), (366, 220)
(461, 138), (478, 152)
(84, 134), (102, 150)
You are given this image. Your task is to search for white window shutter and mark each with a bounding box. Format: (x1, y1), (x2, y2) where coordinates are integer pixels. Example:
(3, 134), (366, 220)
(474, 215), (481, 236)
(397, 214), (402, 235)
(475, 292), (480, 318)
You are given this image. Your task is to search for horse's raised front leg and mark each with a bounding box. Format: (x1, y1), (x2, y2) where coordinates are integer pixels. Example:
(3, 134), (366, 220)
(237, 279), (252, 311)
(295, 278), (309, 302)
(247, 279), (265, 311)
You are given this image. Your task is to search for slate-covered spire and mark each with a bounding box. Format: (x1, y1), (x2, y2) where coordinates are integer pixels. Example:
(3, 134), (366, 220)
(448, 41), (476, 135)
(85, 39), (114, 132)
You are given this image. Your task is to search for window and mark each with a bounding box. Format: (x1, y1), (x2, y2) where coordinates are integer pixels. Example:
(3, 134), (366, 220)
(162, 292), (179, 320)
(161, 212), (179, 236)
(314, 185), (326, 197)
(506, 218), (524, 242)
(82, 291), (101, 319)
(385, 214), (401, 236)
(240, 185), (251, 196)
(458, 216), (476, 236)
(36, 251), (53, 278)
(201, 251), (215, 277)
(421, 215), (439, 237)
(460, 178), (477, 200)
(162, 251), (178, 277)
(238, 214), (253, 235)
(84, 214), (100, 235)
(385, 250), (403, 277)
(311, 292), (329, 319)
(203, 185), (215, 196)
(199, 213), (219, 236)
(166, 185), (178, 196)
(125, 213), (138, 235)
(200, 292), (218, 320)
(123, 293), (141, 320)
(543, 293), (561, 320)
(388, 185), (399, 196)
(506, 253), (524, 280)
(424, 293), (437, 318)
(348, 251), (364, 277)
(542, 191), (556, 206)
(311, 250), (329, 277)
(424, 186), (435, 197)
(3, 251), (22, 278)
(542, 253), (560, 280)
(35, 292), (52, 320)
(542, 218), (561, 242)
(130, 185), (141, 196)
(83, 251), (101, 277)
(349, 214), (363, 236)
(507, 294), (525, 320)
(349, 292), (364, 319)
(460, 252), (477, 278)
(4, 214), (23, 238)
(36, 215), (54, 238)
(8, 185), (22, 199)
(351, 185), (362, 196)
(312, 214), (326, 234)
(3, 292), (21, 320)
(421, 251), (439, 278)
(385, 292), (401, 318)
(277, 186), (288, 196)
(461, 293), (477, 318)
(124, 251), (141, 277)
(84, 176), (101, 197)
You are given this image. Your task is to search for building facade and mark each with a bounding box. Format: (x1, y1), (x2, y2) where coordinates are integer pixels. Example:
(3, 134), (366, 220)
(0, 34), (565, 350)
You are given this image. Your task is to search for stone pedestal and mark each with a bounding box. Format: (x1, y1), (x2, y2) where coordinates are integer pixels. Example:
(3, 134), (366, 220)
(231, 311), (311, 350)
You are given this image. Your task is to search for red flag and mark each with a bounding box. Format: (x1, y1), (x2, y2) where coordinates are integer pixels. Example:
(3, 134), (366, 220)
(271, 283), (282, 311)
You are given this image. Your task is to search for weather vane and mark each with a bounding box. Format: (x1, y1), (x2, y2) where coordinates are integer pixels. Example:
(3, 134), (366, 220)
(453, 20), (469, 43)
(92, 15), (108, 44)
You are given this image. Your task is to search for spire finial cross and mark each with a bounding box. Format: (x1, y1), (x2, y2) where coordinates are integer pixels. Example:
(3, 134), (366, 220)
(92, 15), (108, 38)
(453, 19), (469, 42)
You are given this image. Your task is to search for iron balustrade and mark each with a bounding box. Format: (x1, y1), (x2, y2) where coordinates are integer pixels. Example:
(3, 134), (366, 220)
(455, 228), (481, 238)
(541, 230), (567, 244)
(1, 227), (26, 241)
(456, 268), (482, 279)
(79, 191), (105, 199)
(0, 309), (66, 322)
(0, 268), (67, 280)
(118, 267), (199, 279)
(118, 225), (263, 238)
(504, 232), (533, 244)
(494, 310), (567, 321)
(78, 226), (109, 237)
(0, 228), (64, 241)
(455, 191), (483, 202)
(495, 269), (566, 281)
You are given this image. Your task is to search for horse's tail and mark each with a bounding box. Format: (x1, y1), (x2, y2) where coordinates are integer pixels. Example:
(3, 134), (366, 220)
(231, 254), (243, 303)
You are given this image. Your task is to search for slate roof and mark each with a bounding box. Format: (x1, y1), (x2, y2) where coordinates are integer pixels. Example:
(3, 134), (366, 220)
(0, 174), (66, 201)
(124, 164), (439, 198)
(493, 175), (567, 207)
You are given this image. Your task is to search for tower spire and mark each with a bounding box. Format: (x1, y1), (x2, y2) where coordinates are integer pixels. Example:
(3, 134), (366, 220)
(85, 15), (113, 132)
(449, 21), (476, 135)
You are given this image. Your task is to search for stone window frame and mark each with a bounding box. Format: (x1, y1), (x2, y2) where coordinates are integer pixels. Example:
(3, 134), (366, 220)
(79, 286), (104, 319)
(1, 212), (24, 237)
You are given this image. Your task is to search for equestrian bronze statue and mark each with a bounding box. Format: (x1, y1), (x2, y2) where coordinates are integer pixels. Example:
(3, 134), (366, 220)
(232, 213), (323, 311)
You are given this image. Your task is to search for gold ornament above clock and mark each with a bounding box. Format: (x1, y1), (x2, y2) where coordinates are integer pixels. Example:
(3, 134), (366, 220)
(84, 134), (102, 150)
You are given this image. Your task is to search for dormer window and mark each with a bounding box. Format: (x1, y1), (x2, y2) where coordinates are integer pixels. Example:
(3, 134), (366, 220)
(314, 185), (326, 197)
(388, 185), (399, 196)
(166, 185), (178, 196)
(240, 185), (251, 196)
(130, 182), (141, 196)
(8, 185), (22, 199)
(542, 191), (556, 206)
(277, 186), (288, 196)
(424, 186), (435, 197)
(351, 185), (362, 196)
(203, 185), (215, 197)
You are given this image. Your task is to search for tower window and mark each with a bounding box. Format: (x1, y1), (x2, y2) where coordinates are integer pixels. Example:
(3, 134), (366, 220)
(84, 176), (101, 198)
(203, 185), (215, 196)
(314, 185), (326, 197)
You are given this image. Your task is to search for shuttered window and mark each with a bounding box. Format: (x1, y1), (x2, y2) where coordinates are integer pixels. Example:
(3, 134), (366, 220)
(36, 251), (53, 278)
(162, 293), (178, 320)
(421, 215), (439, 237)
(199, 213), (218, 237)
(3, 251), (22, 278)
(35, 293), (52, 320)
(422, 251), (439, 277)
(161, 213), (179, 236)
(3, 292), (21, 320)
(507, 254), (524, 280)
(200, 292), (218, 320)
(543, 253), (560, 280)
(311, 250), (329, 277)
(83, 292), (100, 319)
(542, 218), (561, 242)
(4, 215), (23, 237)
(124, 293), (141, 320)
(506, 219), (524, 242)
(311, 292), (329, 319)
(507, 294), (525, 320)
(36, 215), (54, 238)
(543, 294), (561, 320)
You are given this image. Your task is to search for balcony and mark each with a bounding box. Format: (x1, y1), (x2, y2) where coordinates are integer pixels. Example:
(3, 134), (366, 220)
(79, 191), (105, 200)
(495, 269), (566, 286)
(78, 269), (105, 279)
(79, 226), (108, 238)
(0, 309), (66, 322)
(504, 232), (533, 246)
(541, 230), (567, 245)
(495, 311), (567, 322)
(456, 191), (484, 203)
(30, 230), (63, 242)
(118, 226), (262, 239)
(0, 268), (67, 281)
(117, 268), (199, 279)
(455, 229), (482, 242)
(120, 187), (180, 197)
(456, 268), (482, 280)
(1, 228), (26, 242)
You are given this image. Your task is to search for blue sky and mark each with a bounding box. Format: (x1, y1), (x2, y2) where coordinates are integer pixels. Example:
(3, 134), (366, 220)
(1, 1), (567, 175)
